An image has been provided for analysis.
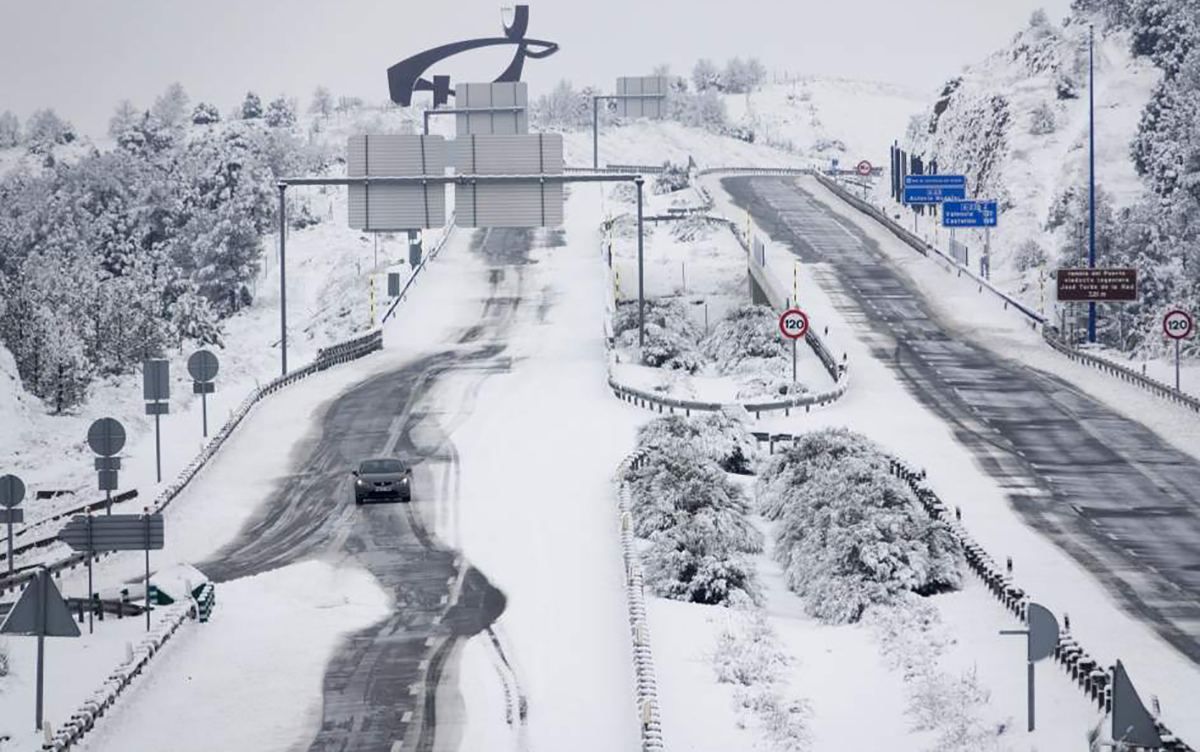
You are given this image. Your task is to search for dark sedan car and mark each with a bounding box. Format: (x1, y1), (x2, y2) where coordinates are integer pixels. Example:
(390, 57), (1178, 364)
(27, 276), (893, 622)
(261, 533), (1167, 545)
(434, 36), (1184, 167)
(352, 458), (412, 504)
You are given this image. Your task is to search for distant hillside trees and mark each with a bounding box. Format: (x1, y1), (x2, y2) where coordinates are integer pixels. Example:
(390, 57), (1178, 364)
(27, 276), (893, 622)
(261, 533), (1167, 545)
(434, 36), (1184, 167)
(241, 91), (263, 120)
(0, 111), (19, 148)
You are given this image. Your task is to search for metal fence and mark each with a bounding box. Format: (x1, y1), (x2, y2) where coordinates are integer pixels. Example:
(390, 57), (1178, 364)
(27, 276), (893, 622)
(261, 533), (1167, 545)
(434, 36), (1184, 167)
(1044, 332), (1200, 414)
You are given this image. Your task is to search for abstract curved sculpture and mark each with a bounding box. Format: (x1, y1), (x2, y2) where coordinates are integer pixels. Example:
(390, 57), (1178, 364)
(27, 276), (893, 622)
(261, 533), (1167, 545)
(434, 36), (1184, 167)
(387, 5), (560, 107)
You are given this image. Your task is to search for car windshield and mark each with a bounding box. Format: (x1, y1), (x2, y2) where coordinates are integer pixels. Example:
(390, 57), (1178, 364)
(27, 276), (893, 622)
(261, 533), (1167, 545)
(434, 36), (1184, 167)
(360, 459), (405, 474)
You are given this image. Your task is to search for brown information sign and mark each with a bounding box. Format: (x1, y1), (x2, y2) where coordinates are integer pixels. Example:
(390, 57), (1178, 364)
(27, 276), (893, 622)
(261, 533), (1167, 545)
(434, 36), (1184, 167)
(1056, 268), (1137, 302)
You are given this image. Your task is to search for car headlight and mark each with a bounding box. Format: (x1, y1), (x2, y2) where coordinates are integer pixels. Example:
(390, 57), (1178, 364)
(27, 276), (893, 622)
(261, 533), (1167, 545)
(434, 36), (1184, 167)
(355, 479), (368, 488)
(400, 476), (409, 484)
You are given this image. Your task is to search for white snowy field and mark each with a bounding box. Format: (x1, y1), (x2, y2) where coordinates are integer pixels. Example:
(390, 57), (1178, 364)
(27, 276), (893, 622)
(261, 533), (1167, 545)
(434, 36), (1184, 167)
(447, 185), (642, 752)
(724, 77), (928, 169)
(717, 172), (1200, 745)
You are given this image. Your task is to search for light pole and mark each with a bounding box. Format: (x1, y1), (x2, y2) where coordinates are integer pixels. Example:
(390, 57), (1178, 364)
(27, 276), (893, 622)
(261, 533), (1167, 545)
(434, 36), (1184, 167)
(277, 183), (289, 376)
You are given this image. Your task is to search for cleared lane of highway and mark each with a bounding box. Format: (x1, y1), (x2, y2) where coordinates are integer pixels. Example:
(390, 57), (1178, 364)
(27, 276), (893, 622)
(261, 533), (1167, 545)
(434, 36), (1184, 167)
(725, 176), (1200, 664)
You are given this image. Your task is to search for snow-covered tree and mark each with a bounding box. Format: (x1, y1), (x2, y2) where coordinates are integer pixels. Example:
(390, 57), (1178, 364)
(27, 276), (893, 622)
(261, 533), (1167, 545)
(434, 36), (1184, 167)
(0, 111), (19, 148)
(532, 80), (592, 129)
(191, 102), (221, 125)
(1028, 100), (1057, 134)
(637, 414), (757, 474)
(335, 95), (364, 113)
(107, 100), (139, 140)
(692, 58), (722, 92)
(151, 82), (190, 128)
(24, 109), (75, 153)
(241, 91), (264, 119)
(265, 96), (296, 128)
(309, 86), (334, 117)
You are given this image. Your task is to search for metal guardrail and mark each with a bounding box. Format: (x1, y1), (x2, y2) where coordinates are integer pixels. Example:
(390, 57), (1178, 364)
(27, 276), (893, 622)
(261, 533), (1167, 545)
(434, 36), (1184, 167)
(43, 603), (193, 751)
(1044, 333), (1200, 414)
(0, 329), (385, 598)
(382, 216), (457, 323)
(616, 449), (665, 751)
(812, 172), (1046, 327)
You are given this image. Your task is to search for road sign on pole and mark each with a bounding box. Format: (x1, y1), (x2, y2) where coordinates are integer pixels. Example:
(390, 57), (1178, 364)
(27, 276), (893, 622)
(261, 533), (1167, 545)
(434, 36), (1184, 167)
(615, 76), (667, 119)
(454, 81), (529, 135)
(999, 601), (1059, 732)
(59, 511), (165, 632)
(0, 567), (81, 731)
(1164, 309), (1193, 392)
(856, 160), (872, 177)
(88, 417), (125, 513)
(941, 200), (998, 228)
(347, 135), (448, 231)
(188, 350), (220, 438)
(0, 473), (25, 577)
(143, 360), (169, 484)
(903, 175), (966, 204)
(1056, 268), (1138, 302)
(779, 308), (809, 386)
(1111, 660), (1162, 748)
(452, 133), (564, 227)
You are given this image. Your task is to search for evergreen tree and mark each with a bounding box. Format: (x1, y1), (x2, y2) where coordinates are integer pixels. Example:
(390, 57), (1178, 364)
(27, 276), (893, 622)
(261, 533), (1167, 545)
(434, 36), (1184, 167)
(264, 96), (296, 128)
(151, 82), (190, 128)
(241, 91), (264, 119)
(309, 86), (334, 117)
(191, 102), (221, 125)
(107, 100), (139, 140)
(0, 111), (19, 148)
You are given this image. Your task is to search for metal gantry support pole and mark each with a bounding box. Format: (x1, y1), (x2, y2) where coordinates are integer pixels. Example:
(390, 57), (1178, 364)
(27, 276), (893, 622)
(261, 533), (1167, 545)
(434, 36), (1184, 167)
(1088, 23), (1098, 344)
(636, 176), (646, 348)
(278, 183), (289, 377)
(35, 569), (46, 732)
(593, 96), (602, 169)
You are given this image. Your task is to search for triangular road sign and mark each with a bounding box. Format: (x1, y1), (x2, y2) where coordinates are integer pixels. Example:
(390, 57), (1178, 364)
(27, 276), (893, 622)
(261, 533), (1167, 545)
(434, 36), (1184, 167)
(0, 570), (81, 637)
(1112, 660), (1162, 747)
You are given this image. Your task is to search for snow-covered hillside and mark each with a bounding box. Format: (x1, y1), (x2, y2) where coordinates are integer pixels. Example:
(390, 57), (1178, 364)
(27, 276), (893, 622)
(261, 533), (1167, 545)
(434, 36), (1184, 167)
(727, 77), (927, 169)
(901, 11), (1160, 300)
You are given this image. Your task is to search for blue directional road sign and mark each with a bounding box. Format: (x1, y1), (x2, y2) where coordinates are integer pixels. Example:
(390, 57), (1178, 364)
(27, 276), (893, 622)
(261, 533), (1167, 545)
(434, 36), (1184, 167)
(903, 174), (966, 204)
(942, 200), (998, 227)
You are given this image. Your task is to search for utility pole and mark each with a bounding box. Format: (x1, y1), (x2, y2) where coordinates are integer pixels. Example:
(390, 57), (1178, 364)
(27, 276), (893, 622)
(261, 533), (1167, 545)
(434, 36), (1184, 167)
(1087, 23), (1098, 344)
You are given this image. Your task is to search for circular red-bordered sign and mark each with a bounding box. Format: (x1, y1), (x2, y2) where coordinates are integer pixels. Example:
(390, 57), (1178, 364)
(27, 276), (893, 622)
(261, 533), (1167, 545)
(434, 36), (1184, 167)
(856, 160), (872, 177)
(1163, 309), (1194, 340)
(779, 308), (809, 340)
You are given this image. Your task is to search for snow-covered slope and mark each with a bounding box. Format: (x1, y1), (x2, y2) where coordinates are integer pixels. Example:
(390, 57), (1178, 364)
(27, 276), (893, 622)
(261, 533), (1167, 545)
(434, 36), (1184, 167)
(903, 12), (1160, 293)
(726, 77), (928, 168)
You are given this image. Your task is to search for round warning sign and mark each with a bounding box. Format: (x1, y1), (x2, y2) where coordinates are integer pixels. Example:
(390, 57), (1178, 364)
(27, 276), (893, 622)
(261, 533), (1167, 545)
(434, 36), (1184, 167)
(856, 160), (872, 177)
(779, 308), (810, 340)
(1163, 309), (1194, 340)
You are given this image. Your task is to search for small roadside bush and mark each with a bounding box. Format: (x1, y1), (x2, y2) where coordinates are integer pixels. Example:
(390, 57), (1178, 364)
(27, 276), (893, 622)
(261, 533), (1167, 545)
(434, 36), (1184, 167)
(653, 162), (691, 194)
(615, 299), (702, 372)
(702, 303), (788, 373)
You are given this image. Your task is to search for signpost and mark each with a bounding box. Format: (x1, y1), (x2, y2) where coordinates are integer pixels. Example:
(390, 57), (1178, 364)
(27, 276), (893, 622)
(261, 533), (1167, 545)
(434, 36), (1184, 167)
(0, 567), (81, 731)
(779, 308), (810, 385)
(1110, 660), (1162, 748)
(59, 510), (165, 631)
(1056, 268), (1138, 302)
(143, 359), (169, 483)
(87, 417), (125, 512)
(902, 174), (966, 204)
(187, 350), (220, 438)
(941, 200), (998, 228)
(856, 160), (872, 177)
(1, 473), (25, 576)
(1163, 309), (1193, 392)
(999, 602), (1059, 732)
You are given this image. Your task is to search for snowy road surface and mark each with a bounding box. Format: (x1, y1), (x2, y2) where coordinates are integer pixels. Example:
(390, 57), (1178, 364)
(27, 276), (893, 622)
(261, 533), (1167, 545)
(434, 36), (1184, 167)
(725, 176), (1200, 665)
(194, 228), (549, 752)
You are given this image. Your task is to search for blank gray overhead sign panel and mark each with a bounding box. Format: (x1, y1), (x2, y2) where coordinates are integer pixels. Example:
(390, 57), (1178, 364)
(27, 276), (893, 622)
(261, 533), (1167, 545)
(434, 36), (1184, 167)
(347, 135), (447, 230)
(616, 76), (667, 119)
(453, 134), (564, 228)
(456, 82), (528, 136)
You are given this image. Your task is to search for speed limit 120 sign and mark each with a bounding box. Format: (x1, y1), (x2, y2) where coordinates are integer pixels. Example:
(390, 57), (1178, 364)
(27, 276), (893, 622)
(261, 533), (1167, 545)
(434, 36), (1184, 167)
(779, 308), (810, 339)
(1164, 310), (1194, 340)
(856, 160), (872, 177)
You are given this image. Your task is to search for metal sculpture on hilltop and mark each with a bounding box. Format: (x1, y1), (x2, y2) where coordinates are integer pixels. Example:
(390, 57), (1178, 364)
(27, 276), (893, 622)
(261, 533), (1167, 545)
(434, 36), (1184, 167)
(387, 5), (559, 107)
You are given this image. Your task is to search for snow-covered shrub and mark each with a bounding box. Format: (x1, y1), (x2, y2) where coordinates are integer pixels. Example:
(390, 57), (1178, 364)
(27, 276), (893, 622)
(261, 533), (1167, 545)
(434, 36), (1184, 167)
(668, 214), (713, 242)
(713, 607), (787, 685)
(614, 299), (701, 372)
(757, 429), (964, 623)
(1013, 238), (1047, 272)
(1028, 100), (1057, 135)
(24, 109), (75, 153)
(668, 90), (729, 132)
(637, 413), (757, 474)
(241, 91), (263, 119)
(653, 162), (691, 194)
(702, 303), (787, 374)
(265, 97), (297, 128)
(0, 111), (20, 148)
(191, 102), (221, 125)
(625, 443), (763, 605)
